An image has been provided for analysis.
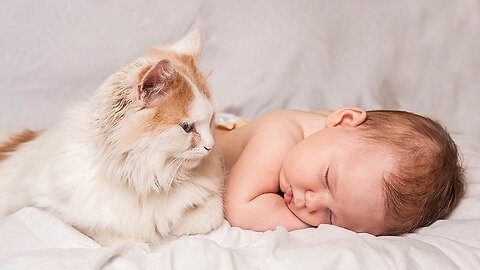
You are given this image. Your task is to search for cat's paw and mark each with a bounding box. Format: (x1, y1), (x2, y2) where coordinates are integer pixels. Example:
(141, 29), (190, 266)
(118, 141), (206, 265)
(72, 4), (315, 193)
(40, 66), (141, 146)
(170, 195), (224, 237)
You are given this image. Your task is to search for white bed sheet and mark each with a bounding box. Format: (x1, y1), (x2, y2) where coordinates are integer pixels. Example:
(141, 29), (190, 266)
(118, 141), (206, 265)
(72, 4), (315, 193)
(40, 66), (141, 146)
(1, 0), (479, 269)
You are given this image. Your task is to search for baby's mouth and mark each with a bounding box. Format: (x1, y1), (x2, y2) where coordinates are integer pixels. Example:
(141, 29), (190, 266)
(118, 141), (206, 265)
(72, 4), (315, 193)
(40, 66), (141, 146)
(284, 185), (293, 205)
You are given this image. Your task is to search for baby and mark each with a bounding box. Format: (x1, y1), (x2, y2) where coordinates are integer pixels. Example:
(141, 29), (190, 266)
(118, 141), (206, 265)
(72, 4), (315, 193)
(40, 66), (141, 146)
(215, 108), (465, 236)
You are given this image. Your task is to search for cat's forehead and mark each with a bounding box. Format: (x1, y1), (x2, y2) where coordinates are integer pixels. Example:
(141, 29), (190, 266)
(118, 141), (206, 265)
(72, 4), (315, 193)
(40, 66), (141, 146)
(187, 77), (215, 121)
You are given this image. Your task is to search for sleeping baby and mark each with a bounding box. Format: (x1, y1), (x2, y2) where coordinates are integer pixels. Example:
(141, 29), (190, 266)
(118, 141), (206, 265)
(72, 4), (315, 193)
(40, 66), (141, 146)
(215, 108), (465, 235)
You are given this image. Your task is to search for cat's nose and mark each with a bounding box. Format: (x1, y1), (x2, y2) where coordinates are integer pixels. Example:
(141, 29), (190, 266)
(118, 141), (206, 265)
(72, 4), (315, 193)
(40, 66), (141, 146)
(204, 142), (214, 152)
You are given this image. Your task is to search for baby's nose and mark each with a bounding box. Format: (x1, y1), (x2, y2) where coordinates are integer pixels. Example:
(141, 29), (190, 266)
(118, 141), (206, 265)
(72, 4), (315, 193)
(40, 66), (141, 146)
(305, 191), (321, 212)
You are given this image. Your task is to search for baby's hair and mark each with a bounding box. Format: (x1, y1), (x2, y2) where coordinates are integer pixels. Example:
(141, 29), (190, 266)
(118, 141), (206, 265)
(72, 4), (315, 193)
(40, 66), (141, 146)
(356, 110), (465, 235)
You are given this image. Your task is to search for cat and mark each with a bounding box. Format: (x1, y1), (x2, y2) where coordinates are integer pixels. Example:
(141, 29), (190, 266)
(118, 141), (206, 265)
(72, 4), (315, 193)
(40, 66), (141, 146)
(0, 30), (224, 248)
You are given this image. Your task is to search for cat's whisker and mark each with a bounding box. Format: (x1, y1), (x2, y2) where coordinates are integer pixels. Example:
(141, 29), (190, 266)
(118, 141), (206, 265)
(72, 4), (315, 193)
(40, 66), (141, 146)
(159, 155), (184, 194)
(153, 176), (161, 191)
(174, 156), (188, 179)
(165, 155), (189, 187)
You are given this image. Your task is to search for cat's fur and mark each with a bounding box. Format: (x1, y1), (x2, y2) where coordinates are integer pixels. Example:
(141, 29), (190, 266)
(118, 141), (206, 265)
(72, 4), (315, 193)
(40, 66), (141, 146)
(0, 30), (224, 247)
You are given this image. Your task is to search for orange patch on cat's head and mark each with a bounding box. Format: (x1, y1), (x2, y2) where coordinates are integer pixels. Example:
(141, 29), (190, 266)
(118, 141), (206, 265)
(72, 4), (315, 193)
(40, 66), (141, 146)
(138, 47), (212, 135)
(143, 73), (194, 132)
(134, 40), (212, 138)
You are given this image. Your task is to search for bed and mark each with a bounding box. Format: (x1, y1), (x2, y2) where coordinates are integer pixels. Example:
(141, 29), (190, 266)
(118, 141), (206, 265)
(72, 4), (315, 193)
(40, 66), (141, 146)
(1, 0), (479, 269)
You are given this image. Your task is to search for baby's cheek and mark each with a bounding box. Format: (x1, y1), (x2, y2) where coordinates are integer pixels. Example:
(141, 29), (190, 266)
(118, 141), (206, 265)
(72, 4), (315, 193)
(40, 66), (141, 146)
(294, 208), (324, 227)
(279, 168), (289, 192)
(286, 206), (308, 225)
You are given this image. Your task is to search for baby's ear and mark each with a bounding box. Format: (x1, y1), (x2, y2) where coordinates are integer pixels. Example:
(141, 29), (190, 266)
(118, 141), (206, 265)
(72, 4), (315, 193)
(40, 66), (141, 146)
(169, 29), (202, 58)
(137, 59), (174, 107)
(325, 107), (367, 128)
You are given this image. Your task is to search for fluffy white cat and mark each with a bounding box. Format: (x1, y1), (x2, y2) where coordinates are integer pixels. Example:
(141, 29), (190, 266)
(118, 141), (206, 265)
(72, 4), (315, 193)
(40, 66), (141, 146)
(0, 30), (224, 248)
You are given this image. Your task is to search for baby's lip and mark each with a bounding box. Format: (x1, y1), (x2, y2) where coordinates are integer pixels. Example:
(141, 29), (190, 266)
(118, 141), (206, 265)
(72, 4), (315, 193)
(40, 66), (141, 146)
(284, 185), (293, 205)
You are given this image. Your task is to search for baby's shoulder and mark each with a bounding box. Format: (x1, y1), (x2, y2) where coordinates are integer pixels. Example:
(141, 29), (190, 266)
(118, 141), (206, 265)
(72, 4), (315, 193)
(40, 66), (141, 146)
(248, 110), (304, 141)
(215, 110), (327, 171)
(254, 110), (327, 139)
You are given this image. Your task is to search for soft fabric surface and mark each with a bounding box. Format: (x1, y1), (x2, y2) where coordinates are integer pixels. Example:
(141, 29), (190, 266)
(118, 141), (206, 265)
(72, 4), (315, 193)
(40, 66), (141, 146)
(1, 0), (479, 269)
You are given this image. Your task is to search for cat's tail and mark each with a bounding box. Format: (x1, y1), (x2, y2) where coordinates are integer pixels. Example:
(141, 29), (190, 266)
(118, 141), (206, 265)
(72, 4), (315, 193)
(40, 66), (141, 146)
(0, 129), (40, 217)
(0, 129), (39, 162)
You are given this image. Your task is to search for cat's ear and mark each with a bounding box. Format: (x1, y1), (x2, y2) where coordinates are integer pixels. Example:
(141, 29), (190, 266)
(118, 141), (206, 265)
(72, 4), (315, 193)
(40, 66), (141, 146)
(169, 29), (202, 58)
(204, 70), (213, 80)
(137, 59), (174, 107)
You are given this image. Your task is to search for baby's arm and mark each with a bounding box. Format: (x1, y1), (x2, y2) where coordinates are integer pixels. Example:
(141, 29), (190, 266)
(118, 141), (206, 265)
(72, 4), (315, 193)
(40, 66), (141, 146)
(222, 111), (311, 231)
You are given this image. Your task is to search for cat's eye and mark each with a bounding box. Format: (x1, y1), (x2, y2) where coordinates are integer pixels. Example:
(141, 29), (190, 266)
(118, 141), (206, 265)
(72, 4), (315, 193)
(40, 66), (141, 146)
(180, 122), (194, 133)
